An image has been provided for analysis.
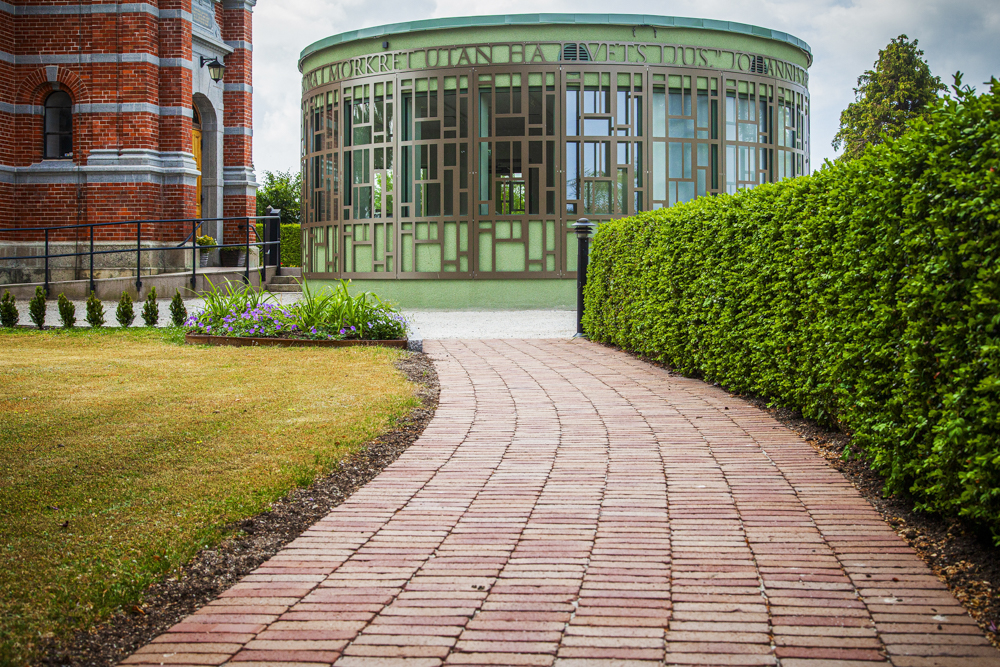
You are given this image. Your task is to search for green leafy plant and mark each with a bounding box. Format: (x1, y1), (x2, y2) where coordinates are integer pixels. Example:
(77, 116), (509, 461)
(198, 278), (273, 322)
(585, 79), (1000, 543)
(57, 293), (76, 328)
(195, 235), (215, 247)
(169, 290), (187, 327)
(28, 287), (46, 329)
(85, 291), (105, 328)
(280, 224), (301, 267)
(141, 287), (159, 327)
(116, 291), (135, 328)
(184, 278), (407, 341)
(0, 290), (17, 328)
(294, 279), (339, 329)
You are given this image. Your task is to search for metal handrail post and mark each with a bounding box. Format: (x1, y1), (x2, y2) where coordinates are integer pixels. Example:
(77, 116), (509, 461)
(269, 207), (282, 277)
(44, 228), (50, 295)
(135, 221), (143, 293)
(89, 225), (96, 294)
(244, 217), (250, 285)
(257, 218), (265, 288)
(190, 218), (197, 291)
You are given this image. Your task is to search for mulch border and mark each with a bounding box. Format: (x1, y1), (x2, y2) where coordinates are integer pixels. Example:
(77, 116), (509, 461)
(38, 352), (439, 666)
(184, 333), (408, 348)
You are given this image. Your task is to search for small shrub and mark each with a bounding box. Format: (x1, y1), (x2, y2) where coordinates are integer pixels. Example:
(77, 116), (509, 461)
(57, 293), (76, 329)
(28, 287), (46, 329)
(0, 290), (18, 328)
(169, 290), (187, 327)
(85, 291), (105, 328)
(142, 287), (159, 327)
(116, 291), (135, 328)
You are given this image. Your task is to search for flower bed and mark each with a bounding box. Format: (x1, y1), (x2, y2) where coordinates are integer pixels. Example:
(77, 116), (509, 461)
(184, 279), (408, 345)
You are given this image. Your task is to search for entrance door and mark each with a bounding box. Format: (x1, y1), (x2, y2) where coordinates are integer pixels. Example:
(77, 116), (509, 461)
(192, 105), (203, 218)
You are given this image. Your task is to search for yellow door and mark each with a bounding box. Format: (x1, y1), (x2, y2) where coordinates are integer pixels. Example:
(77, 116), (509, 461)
(192, 128), (203, 218)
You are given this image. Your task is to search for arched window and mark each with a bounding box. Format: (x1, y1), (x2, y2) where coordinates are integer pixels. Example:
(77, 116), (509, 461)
(44, 91), (73, 159)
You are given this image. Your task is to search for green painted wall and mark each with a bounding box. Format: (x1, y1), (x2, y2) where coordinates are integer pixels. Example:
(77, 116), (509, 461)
(312, 278), (578, 310)
(300, 20), (811, 73)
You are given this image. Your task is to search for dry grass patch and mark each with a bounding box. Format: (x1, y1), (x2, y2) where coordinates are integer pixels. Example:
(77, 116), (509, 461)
(0, 328), (418, 664)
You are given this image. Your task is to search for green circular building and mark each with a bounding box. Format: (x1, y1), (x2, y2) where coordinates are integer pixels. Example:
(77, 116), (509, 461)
(299, 14), (811, 308)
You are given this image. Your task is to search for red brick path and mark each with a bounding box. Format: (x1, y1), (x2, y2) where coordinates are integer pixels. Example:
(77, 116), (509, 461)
(123, 340), (999, 666)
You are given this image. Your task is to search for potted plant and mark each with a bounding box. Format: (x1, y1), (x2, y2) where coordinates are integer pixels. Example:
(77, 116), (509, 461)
(196, 235), (215, 267)
(220, 246), (247, 268)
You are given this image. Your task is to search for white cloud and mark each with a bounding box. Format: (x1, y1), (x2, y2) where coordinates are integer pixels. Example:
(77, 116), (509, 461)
(251, 0), (999, 175)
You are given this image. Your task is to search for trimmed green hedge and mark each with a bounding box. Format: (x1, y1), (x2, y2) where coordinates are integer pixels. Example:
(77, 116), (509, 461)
(280, 223), (302, 267)
(584, 83), (1000, 541)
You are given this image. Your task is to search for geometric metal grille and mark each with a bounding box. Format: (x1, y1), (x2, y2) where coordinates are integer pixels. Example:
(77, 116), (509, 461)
(301, 47), (810, 281)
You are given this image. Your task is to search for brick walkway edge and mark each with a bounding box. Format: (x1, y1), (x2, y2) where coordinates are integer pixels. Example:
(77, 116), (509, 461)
(122, 339), (999, 667)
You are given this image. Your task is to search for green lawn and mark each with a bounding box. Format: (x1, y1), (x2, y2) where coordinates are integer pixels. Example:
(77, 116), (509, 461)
(0, 328), (418, 664)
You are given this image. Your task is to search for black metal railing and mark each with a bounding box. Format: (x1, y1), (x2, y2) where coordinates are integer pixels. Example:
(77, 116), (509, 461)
(0, 209), (282, 295)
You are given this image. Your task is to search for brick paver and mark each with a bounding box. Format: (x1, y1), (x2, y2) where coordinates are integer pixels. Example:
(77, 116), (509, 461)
(122, 339), (999, 667)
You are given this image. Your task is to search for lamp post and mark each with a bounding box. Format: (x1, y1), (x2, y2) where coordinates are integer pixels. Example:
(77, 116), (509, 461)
(573, 218), (596, 338)
(200, 56), (226, 83)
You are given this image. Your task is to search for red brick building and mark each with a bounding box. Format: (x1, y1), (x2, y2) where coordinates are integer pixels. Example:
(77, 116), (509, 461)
(0, 0), (256, 257)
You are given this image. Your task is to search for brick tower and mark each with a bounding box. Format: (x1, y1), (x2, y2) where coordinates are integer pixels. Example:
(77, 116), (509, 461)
(0, 0), (256, 260)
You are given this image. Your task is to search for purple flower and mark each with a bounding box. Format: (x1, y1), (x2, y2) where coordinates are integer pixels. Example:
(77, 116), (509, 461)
(340, 328), (346, 334)
(350, 326), (356, 332)
(275, 323), (282, 330)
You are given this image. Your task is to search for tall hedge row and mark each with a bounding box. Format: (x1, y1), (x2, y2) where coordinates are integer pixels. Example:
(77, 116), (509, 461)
(584, 83), (1000, 540)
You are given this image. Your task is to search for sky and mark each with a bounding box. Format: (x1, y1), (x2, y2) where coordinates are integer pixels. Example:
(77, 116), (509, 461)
(249, 0), (1000, 177)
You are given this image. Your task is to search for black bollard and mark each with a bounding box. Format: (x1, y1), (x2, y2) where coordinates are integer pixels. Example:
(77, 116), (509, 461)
(573, 218), (596, 338)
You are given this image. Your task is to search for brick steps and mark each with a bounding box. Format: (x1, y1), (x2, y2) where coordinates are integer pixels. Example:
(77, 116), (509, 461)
(266, 268), (301, 293)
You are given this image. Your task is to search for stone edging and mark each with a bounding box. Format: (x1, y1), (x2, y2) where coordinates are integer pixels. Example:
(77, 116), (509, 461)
(184, 333), (408, 348)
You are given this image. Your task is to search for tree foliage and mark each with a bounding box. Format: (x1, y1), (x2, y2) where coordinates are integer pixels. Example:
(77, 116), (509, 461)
(833, 34), (945, 160)
(586, 81), (1000, 542)
(256, 169), (301, 225)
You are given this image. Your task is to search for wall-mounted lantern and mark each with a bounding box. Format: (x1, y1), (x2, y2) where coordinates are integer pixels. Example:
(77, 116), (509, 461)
(200, 56), (226, 83)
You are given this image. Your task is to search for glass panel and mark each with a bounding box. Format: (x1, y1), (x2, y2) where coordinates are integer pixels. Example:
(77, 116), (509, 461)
(583, 141), (609, 177)
(653, 142), (666, 200)
(584, 181), (610, 214)
(583, 118), (611, 136)
(479, 89), (491, 138)
(668, 119), (695, 138)
(583, 86), (608, 114)
(652, 87), (665, 138)
(616, 89), (629, 125)
(566, 85), (579, 136)
(726, 93), (736, 141)
(633, 142), (642, 188)
(617, 168), (627, 214)
(566, 142), (579, 200)
(678, 181), (694, 204)
(496, 117), (525, 136)
(668, 143), (682, 179)
(529, 86), (543, 124)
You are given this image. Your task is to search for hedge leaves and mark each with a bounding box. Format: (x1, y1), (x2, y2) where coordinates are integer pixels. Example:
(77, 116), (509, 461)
(584, 81), (1000, 542)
